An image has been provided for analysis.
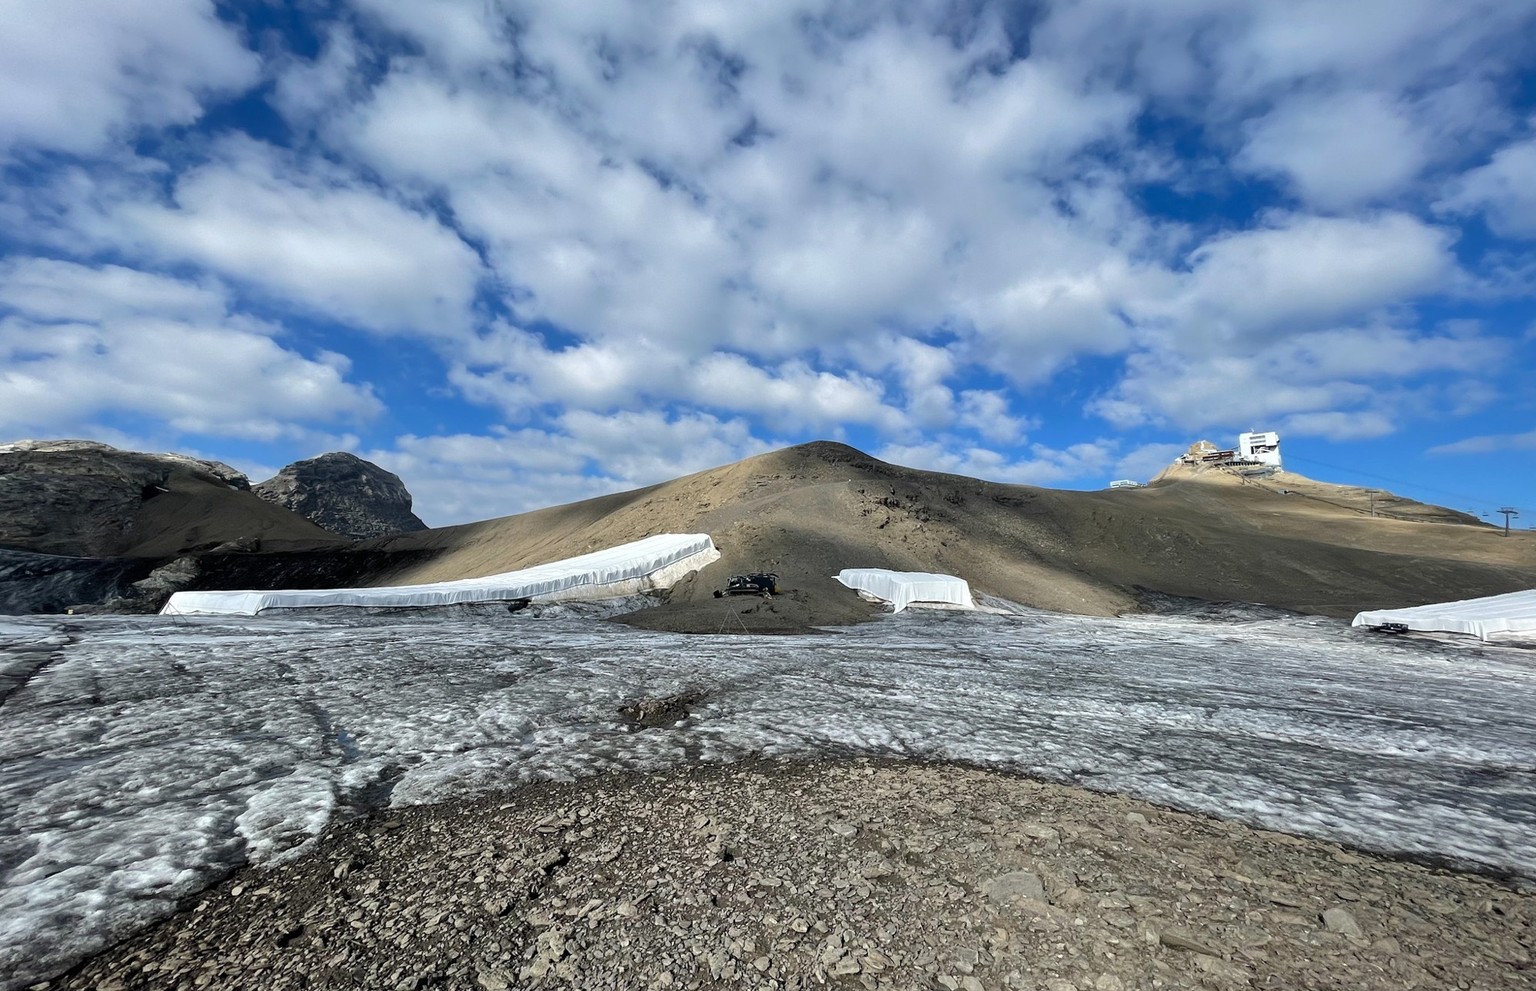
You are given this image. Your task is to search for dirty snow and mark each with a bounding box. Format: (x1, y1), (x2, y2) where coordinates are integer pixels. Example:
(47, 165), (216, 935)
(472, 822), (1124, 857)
(1, 604), (1533, 988)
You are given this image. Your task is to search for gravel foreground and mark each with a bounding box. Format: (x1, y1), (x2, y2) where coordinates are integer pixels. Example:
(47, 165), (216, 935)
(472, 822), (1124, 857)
(45, 759), (1533, 991)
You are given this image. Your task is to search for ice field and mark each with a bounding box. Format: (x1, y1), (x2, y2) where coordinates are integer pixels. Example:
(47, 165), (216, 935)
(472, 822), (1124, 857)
(2, 602), (1534, 988)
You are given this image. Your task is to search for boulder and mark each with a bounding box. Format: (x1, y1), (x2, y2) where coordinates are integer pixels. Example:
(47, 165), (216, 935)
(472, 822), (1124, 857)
(254, 453), (427, 540)
(120, 555), (203, 612)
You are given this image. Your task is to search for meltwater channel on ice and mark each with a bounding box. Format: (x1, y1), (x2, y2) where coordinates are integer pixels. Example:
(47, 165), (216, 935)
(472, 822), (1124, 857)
(2, 592), (1535, 989)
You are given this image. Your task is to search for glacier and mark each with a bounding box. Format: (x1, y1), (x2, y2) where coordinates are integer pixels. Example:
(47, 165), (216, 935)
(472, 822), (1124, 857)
(1, 603), (1533, 989)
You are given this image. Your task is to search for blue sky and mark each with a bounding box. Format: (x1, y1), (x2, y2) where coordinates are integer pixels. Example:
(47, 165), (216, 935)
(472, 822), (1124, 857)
(2, 0), (1534, 527)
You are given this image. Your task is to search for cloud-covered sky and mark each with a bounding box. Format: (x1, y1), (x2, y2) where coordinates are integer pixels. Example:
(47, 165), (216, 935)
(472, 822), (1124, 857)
(3, 0), (1533, 526)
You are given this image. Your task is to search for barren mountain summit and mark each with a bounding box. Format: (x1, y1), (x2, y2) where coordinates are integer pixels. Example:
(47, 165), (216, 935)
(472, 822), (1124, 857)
(366, 441), (1536, 633)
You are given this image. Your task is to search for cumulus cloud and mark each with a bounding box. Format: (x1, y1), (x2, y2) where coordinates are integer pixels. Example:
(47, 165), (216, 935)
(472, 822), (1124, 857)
(0, 258), (380, 440)
(324, 1), (1150, 375)
(0, 256), (226, 323)
(878, 438), (1119, 488)
(271, 24), (364, 127)
(1144, 213), (1456, 346)
(1439, 131), (1536, 239)
(1279, 410), (1396, 440)
(955, 391), (1034, 445)
(101, 139), (486, 337)
(352, 0), (514, 72)
(0, 0), (258, 156)
(1113, 443), (1189, 483)
(1037, 0), (1533, 109)
(1429, 428), (1536, 456)
(1092, 324), (1505, 439)
(450, 325), (909, 432)
(1237, 91), (1428, 209)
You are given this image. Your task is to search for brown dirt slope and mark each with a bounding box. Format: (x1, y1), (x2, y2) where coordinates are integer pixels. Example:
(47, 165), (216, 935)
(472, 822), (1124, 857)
(1153, 457), (1482, 526)
(121, 472), (350, 557)
(364, 441), (1536, 630)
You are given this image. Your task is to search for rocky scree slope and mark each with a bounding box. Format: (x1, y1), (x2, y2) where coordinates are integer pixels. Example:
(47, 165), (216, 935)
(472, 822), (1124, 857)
(254, 452), (427, 540)
(52, 759), (1534, 991)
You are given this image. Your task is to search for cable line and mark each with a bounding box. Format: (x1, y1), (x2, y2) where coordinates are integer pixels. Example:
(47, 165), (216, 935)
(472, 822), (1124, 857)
(1283, 454), (1510, 510)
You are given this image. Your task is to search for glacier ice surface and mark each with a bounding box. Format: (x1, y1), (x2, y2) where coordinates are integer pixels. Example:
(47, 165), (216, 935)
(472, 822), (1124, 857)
(1, 605), (1533, 989)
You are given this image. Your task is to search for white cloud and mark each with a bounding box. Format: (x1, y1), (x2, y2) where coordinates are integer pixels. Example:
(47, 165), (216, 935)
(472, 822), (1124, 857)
(322, 4), (1151, 378)
(0, 0), (258, 156)
(1439, 132), (1536, 239)
(1037, 0), (1534, 109)
(1429, 427), (1536, 456)
(271, 24), (363, 127)
(100, 139), (485, 337)
(352, 0), (512, 72)
(1145, 213), (1456, 346)
(857, 337), (959, 428)
(451, 326), (909, 432)
(686, 354), (907, 433)
(0, 257), (225, 323)
(955, 391), (1033, 445)
(1092, 325), (1505, 438)
(1279, 410), (1395, 440)
(1238, 91), (1427, 209)
(877, 438), (1119, 487)
(557, 409), (777, 486)
(0, 258), (380, 440)
(1113, 443), (1188, 483)
(751, 196), (948, 329)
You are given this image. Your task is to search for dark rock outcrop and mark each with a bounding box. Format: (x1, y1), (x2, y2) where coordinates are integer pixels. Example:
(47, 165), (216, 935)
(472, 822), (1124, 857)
(0, 441), (429, 613)
(0, 439), (256, 557)
(0, 548), (156, 615)
(254, 453), (427, 540)
(110, 555), (204, 613)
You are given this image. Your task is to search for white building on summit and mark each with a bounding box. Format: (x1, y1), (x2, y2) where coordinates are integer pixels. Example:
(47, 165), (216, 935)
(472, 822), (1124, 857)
(1238, 431), (1282, 467)
(1175, 431), (1283, 471)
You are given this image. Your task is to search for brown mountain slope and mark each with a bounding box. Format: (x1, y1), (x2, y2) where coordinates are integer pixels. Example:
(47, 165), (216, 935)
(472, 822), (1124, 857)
(121, 473), (349, 557)
(364, 441), (1536, 631)
(1152, 456), (1482, 526)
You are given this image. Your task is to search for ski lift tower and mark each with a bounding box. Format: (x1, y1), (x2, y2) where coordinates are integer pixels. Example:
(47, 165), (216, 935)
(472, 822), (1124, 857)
(1498, 507), (1519, 536)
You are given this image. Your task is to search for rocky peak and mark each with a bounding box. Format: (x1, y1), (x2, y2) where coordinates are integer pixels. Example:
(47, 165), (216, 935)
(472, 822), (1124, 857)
(0, 440), (254, 556)
(254, 453), (426, 540)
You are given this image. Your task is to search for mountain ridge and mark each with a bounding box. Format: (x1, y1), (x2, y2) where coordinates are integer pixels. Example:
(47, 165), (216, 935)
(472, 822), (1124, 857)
(362, 440), (1536, 631)
(4, 438), (1532, 628)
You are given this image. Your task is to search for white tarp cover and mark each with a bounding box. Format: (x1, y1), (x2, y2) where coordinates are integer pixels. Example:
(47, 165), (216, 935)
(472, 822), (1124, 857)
(835, 569), (975, 613)
(162, 533), (719, 617)
(1352, 588), (1536, 641)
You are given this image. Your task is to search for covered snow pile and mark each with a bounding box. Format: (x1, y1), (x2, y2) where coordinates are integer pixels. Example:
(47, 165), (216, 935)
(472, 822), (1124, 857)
(162, 534), (719, 617)
(1352, 588), (1536, 641)
(836, 569), (975, 613)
